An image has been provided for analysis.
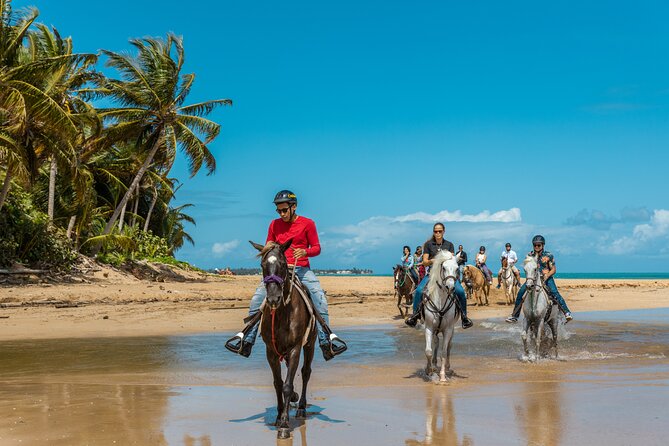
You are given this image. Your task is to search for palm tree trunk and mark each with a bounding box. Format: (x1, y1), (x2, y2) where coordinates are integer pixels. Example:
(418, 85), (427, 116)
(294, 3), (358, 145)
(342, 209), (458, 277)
(144, 186), (158, 232)
(0, 169), (12, 212)
(48, 155), (57, 223)
(66, 215), (76, 239)
(118, 194), (128, 231)
(91, 130), (163, 256)
(131, 193), (139, 227)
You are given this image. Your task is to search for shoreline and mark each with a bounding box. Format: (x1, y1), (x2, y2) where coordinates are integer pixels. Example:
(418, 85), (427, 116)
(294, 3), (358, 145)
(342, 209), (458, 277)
(1, 276), (669, 341)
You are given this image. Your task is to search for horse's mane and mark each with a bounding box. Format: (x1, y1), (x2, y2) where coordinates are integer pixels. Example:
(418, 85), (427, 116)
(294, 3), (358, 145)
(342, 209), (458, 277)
(256, 242), (279, 258)
(426, 251), (455, 298)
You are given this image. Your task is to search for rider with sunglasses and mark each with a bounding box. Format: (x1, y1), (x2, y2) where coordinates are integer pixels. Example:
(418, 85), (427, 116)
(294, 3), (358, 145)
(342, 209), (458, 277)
(405, 222), (473, 329)
(505, 235), (573, 323)
(227, 190), (346, 360)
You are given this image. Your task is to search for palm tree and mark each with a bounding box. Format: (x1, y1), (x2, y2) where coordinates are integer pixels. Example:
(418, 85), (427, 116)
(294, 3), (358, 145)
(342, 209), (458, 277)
(85, 34), (231, 254)
(21, 23), (97, 222)
(162, 203), (196, 255)
(0, 0), (37, 210)
(0, 1), (89, 211)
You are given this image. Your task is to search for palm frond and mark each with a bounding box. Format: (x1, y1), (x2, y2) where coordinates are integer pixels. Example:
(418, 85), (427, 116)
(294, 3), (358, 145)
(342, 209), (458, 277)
(179, 99), (232, 117)
(173, 121), (216, 176)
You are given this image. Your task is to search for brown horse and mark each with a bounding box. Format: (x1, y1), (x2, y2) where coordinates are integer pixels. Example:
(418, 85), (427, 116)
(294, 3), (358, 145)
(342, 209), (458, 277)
(250, 240), (317, 440)
(393, 264), (416, 317)
(462, 265), (490, 306)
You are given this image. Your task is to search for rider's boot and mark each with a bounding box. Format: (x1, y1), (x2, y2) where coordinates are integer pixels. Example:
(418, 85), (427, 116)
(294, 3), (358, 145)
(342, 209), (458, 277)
(405, 302), (424, 327)
(458, 293), (473, 329)
(225, 331), (255, 358)
(558, 304), (573, 323)
(496, 273), (502, 289)
(315, 317), (347, 361)
(506, 301), (523, 323)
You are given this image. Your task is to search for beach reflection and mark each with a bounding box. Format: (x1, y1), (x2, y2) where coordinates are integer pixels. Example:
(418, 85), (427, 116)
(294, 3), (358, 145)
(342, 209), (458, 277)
(514, 378), (563, 446)
(0, 382), (171, 445)
(406, 390), (472, 446)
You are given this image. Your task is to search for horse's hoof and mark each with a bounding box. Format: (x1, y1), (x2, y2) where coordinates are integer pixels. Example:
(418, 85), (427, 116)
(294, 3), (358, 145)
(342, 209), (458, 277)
(291, 392), (299, 403)
(296, 408), (306, 419)
(277, 428), (291, 439)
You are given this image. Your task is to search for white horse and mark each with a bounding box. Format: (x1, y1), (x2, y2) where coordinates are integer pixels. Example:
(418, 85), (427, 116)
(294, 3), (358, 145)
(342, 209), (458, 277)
(520, 255), (559, 361)
(423, 251), (460, 382)
(500, 257), (518, 305)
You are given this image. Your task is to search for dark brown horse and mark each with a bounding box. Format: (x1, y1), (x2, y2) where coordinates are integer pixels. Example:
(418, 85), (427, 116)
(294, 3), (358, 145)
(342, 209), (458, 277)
(393, 264), (416, 317)
(250, 240), (317, 439)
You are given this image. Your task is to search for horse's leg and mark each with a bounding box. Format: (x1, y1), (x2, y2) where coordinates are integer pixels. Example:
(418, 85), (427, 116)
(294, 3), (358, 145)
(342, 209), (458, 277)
(484, 283), (489, 305)
(277, 347), (301, 436)
(432, 332), (440, 371)
(267, 349), (285, 426)
(296, 336), (315, 419)
(536, 318), (545, 359)
(548, 313), (559, 359)
(396, 290), (403, 317)
(521, 319), (530, 358)
(424, 323), (434, 376)
(440, 325), (454, 382)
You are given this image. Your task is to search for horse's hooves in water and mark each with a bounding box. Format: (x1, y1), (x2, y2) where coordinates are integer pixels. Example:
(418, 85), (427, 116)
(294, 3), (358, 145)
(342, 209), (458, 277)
(277, 428), (291, 439)
(291, 391), (299, 403)
(295, 408), (306, 419)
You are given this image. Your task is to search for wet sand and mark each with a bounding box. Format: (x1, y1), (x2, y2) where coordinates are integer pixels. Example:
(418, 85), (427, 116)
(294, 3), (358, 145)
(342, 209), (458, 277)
(1, 276), (669, 340)
(1, 309), (669, 445)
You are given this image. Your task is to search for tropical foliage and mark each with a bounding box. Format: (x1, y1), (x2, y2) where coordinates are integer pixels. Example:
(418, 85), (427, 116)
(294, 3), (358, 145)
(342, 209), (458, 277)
(0, 0), (230, 269)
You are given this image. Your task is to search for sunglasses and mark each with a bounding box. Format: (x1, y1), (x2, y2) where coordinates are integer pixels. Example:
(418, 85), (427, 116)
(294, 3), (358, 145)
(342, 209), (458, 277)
(433, 230), (444, 234)
(533, 243), (543, 247)
(276, 206), (292, 214)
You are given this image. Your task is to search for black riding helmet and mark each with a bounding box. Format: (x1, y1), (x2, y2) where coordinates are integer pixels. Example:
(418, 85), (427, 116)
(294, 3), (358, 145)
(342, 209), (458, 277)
(273, 190), (297, 205)
(479, 246), (485, 251)
(505, 242), (511, 248)
(532, 235), (546, 245)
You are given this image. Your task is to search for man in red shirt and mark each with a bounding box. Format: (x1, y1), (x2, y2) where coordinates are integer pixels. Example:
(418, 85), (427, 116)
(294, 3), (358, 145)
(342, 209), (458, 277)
(227, 190), (346, 360)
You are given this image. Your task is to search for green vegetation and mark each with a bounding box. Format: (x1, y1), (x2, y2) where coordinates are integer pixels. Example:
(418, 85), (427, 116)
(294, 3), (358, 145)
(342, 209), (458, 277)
(0, 0), (230, 270)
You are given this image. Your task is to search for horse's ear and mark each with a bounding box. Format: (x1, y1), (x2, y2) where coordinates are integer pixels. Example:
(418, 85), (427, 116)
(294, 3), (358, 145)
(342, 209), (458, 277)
(279, 238), (293, 253)
(249, 241), (265, 252)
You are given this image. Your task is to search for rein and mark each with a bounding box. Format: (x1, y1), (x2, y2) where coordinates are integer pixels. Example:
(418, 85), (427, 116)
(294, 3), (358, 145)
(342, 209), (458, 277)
(270, 308), (285, 362)
(426, 272), (458, 328)
(261, 264), (293, 363)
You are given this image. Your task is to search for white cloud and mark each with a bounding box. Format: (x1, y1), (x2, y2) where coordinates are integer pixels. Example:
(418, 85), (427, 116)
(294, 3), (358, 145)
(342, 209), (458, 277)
(211, 240), (240, 257)
(609, 209), (669, 255)
(391, 208), (521, 224)
(322, 208), (523, 264)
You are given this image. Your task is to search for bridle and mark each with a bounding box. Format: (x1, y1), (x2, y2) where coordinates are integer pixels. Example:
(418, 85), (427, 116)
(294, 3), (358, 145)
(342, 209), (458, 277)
(394, 266), (415, 292)
(424, 264), (458, 328)
(261, 249), (294, 363)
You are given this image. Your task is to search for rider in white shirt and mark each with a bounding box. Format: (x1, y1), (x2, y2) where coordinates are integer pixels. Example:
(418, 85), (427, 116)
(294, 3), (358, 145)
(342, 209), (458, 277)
(496, 242), (521, 288)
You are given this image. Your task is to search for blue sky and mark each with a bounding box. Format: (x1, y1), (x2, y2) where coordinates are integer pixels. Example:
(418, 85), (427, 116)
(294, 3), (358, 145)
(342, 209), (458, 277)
(27, 0), (669, 272)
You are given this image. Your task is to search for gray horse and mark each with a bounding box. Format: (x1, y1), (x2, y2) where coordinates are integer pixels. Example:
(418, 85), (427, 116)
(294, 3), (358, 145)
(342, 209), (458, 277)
(520, 255), (559, 361)
(423, 251), (460, 382)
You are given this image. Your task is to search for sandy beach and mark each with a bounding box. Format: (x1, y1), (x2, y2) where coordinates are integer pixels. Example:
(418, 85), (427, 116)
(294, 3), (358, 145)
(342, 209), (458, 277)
(1, 272), (669, 340)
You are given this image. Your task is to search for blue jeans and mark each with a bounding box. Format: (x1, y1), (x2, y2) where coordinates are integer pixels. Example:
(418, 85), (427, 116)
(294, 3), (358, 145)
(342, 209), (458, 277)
(245, 267), (330, 346)
(512, 276), (570, 318)
(412, 275), (468, 317)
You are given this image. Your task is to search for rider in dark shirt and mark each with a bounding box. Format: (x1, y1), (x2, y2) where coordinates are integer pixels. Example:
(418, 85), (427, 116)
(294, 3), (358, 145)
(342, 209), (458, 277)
(405, 222), (473, 329)
(505, 235), (573, 324)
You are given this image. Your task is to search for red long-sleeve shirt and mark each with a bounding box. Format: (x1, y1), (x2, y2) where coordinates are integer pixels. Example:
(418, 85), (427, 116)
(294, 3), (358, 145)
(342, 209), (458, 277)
(266, 216), (321, 268)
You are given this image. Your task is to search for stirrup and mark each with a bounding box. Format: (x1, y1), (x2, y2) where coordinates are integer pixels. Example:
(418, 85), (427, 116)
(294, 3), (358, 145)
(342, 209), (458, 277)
(327, 333), (347, 356)
(225, 332), (245, 354)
